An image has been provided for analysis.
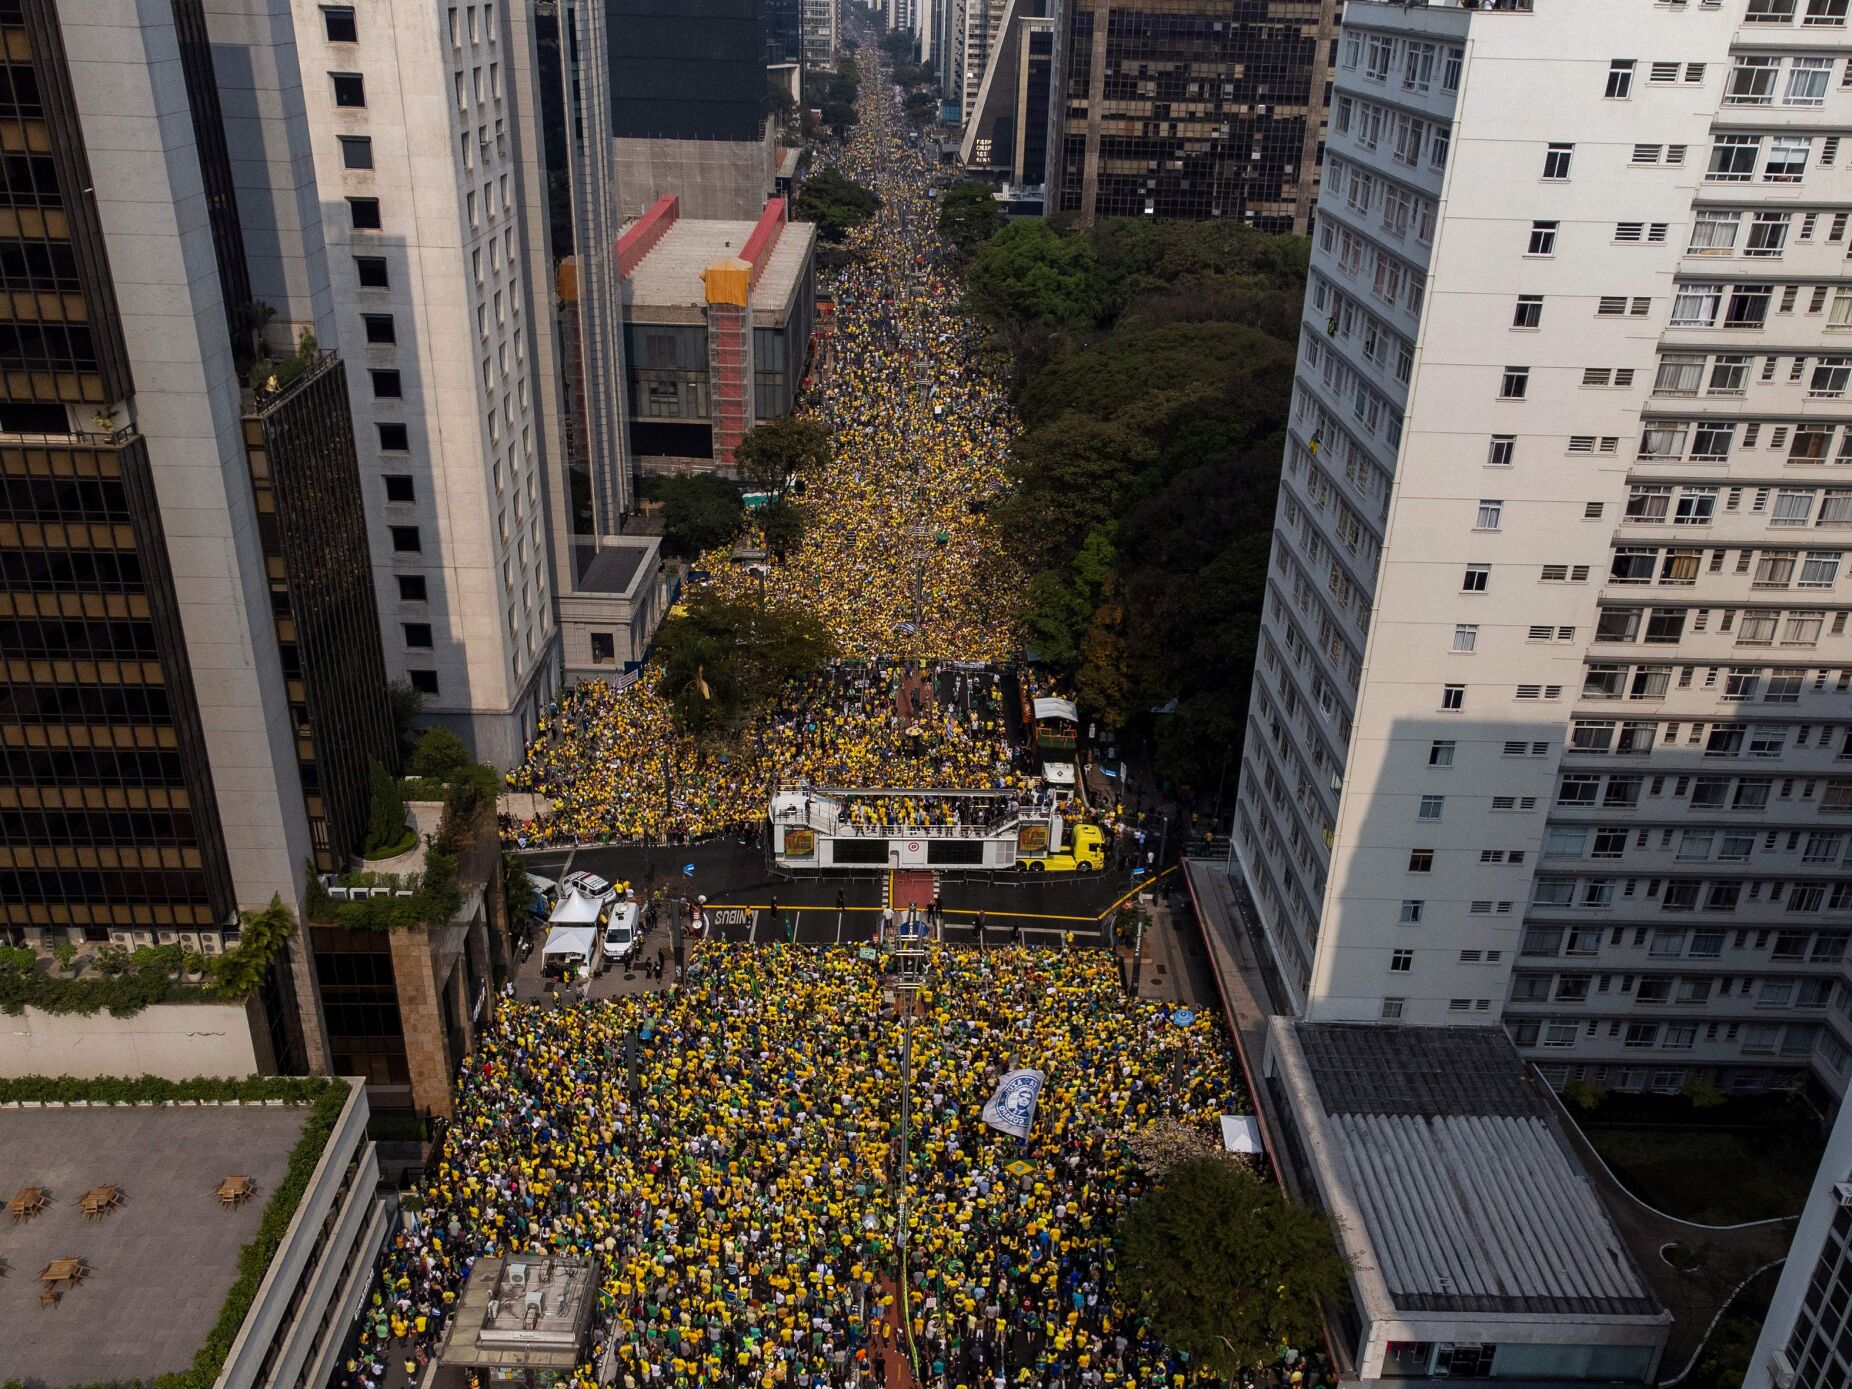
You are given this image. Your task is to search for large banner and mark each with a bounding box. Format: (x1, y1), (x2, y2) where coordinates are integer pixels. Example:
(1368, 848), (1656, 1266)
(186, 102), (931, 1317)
(784, 827), (815, 858)
(981, 1069), (1046, 1140)
(1015, 823), (1049, 855)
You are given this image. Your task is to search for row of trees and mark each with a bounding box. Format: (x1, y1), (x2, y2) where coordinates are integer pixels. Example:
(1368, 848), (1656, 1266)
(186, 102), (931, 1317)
(962, 216), (1309, 790)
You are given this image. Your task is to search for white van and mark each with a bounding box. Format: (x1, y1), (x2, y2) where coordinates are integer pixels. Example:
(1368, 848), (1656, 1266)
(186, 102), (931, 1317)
(602, 901), (641, 965)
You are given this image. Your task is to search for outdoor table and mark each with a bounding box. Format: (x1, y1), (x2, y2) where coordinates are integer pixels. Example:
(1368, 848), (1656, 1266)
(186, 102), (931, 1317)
(217, 1175), (254, 1208)
(8, 1187), (45, 1222)
(38, 1259), (84, 1288)
(79, 1186), (119, 1220)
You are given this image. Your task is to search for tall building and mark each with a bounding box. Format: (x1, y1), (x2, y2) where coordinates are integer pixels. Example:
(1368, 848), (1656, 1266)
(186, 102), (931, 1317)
(291, 0), (565, 767)
(1749, 1095), (1852, 1389)
(1230, 0), (1852, 1098)
(961, 0), (1007, 124)
(0, 0), (395, 1068)
(604, 0), (779, 220)
(802, 0), (840, 68)
(958, 0), (1055, 194)
(1044, 0), (1337, 230)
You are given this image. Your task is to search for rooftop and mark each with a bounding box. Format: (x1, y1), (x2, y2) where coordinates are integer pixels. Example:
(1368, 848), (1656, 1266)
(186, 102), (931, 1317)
(440, 1254), (599, 1370)
(0, 1105), (309, 1385)
(573, 538), (656, 595)
(1279, 1022), (1662, 1320)
(622, 215), (814, 321)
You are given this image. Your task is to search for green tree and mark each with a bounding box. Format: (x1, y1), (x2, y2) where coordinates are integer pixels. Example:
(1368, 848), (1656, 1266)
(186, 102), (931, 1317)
(735, 415), (832, 491)
(1119, 1157), (1348, 1378)
(363, 758), (410, 857)
(795, 168), (880, 243)
(760, 497), (808, 561)
(655, 589), (835, 737)
(966, 219), (1109, 335)
(657, 474), (745, 557)
(937, 180), (1004, 253)
(407, 725), (471, 779)
(502, 852), (535, 927)
(210, 897), (296, 998)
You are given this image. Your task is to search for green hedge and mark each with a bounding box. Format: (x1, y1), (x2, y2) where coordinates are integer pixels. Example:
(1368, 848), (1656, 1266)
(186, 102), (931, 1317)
(0, 899), (296, 1018)
(0, 1074), (335, 1105)
(1, 1076), (349, 1389)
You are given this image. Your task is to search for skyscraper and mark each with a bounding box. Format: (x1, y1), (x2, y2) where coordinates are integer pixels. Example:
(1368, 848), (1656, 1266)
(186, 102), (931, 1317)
(292, 0), (565, 767)
(1231, 0), (1852, 1097)
(0, 0), (395, 1068)
(802, 0), (840, 68)
(1044, 0), (1337, 230)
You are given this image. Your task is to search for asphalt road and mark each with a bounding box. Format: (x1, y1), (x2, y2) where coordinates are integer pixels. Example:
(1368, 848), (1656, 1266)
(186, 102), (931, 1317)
(515, 839), (1168, 946)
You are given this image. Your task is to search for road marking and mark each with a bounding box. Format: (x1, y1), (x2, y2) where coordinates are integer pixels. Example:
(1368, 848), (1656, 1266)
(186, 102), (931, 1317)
(791, 909), (801, 943)
(835, 909), (845, 945)
(748, 908), (759, 945)
(1096, 864), (1179, 920)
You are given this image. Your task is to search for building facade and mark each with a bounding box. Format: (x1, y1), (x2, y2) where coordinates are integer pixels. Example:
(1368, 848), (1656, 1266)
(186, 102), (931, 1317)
(803, 0), (840, 68)
(1044, 0), (1337, 230)
(289, 0), (563, 768)
(959, 0), (1056, 195)
(0, 0), (396, 1070)
(1231, 0), (1852, 1098)
(1749, 1092), (1852, 1389)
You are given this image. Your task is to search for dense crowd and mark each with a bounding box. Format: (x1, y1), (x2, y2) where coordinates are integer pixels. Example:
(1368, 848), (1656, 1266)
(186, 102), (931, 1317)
(504, 661), (1045, 847)
(337, 946), (1278, 1389)
(503, 44), (1031, 850)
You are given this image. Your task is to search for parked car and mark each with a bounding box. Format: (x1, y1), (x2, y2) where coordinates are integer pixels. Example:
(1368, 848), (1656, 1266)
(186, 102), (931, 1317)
(601, 902), (641, 965)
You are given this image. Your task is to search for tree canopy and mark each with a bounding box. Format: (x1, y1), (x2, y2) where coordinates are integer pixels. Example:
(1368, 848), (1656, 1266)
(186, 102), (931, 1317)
(967, 217), (1307, 792)
(655, 474), (745, 558)
(1118, 1157), (1348, 1378)
(795, 168), (881, 243)
(735, 414), (832, 491)
(937, 180), (1004, 254)
(759, 497), (808, 562)
(654, 588), (836, 738)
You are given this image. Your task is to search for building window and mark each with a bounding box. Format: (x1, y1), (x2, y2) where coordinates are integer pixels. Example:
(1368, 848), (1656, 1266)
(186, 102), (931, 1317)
(1428, 740), (1456, 767)
(355, 256), (389, 289)
(403, 622), (433, 648)
(1499, 367), (1530, 399)
(1487, 436), (1515, 467)
(1606, 59), (1635, 100)
(1542, 143), (1574, 180)
(330, 72), (366, 108)
(322, 5), (358, 41)
(338, 135), (373, 170)
(1462, 564), (1490, 592)
(1476, 499), (1504, 529)
(1418, 796), (1445, 821)
(383, 473), (415, 503)
(371, 369), (402, 398)
(390, 525), (421, 552)
(1390, 949), (1415, 972)
(1452, 625), (1478, 653)
(1441, 684), (1466, 711)
(363, 313), (396, 344)
(408, 669), (438, 695)
(1512, 296), (1543, 329)
(348, 197), (381, 231)
(590, 632), (616, 664)
(377, 422), (410, 452)
(1527, 221), (1559, 255)
(1381, 997), (1405, 1019)
(396, 574), (427, 602)
(1400, 900), (1425, 924)
(1408, 851), (1434, 873)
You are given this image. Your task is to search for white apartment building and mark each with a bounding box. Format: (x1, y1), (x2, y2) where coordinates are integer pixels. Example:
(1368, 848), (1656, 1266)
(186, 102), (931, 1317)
(1231, 0), (1852, 1099)
(804, 0), (840, 68)
(291, 0), (562, 767)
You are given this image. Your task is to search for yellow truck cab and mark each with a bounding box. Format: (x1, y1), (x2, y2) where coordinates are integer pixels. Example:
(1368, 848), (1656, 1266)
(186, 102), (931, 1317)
(1023, 821), (1106, 873)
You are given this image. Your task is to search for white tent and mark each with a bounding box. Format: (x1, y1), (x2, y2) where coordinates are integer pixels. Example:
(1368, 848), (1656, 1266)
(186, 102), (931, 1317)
(1220, 1114), (1264, 1156)
(542, 924), (598, 960)
(548, 891), (603, 927)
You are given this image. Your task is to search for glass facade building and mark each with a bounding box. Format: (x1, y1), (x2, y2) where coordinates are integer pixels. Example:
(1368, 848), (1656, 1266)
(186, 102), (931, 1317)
(1046, 0), (1335, 230)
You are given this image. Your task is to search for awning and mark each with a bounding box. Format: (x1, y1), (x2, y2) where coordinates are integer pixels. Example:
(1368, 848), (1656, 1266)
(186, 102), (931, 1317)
(542, 925), (597, 958)
(1032, 697), (1078, 724)
(1220, 1115), (1263, 1156)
